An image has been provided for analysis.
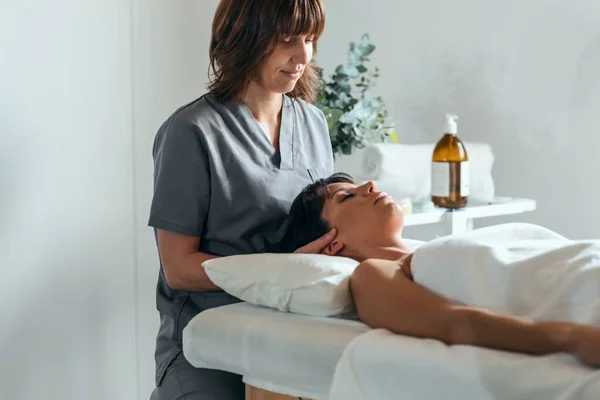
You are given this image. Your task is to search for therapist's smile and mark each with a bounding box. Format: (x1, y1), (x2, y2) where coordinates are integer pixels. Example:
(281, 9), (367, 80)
(282, 69), (302, 79)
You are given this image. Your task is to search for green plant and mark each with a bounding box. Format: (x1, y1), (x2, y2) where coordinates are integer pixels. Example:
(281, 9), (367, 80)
(316, 33), (396, 156)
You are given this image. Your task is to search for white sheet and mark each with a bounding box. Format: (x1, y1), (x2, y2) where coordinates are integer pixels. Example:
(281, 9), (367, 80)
(182, 302), (369, 399)
(412, 222), (600, 324)
(330, 329), (600, 400)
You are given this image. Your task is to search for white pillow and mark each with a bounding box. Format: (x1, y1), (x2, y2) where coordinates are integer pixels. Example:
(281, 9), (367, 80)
(202, 239), (425, 317)
(202, 253), (360, 317)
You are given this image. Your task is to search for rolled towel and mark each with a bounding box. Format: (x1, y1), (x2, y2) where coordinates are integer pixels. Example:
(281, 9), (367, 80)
(360, 143), (495, 203)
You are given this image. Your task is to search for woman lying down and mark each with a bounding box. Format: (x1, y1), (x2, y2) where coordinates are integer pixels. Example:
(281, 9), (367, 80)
(278, 173), (600, 368)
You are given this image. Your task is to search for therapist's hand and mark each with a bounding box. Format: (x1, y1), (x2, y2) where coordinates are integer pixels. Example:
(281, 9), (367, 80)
(294, 228), (337, 254)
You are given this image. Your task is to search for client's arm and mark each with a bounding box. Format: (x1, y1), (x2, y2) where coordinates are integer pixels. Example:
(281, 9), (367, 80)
(350, 259), (600, 367)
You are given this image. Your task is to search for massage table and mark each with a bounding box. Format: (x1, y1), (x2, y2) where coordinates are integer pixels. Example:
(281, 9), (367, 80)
(183, 301), (600, 400)
(183, 302), (369, 399)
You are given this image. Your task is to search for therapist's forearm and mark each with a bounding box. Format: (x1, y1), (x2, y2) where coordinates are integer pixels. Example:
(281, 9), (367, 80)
(165, 251), (221, 291)
(450, 307), (572, 356)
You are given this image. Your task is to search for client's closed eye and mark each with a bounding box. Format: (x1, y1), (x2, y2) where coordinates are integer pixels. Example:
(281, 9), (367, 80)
(340, 193), (354, 202)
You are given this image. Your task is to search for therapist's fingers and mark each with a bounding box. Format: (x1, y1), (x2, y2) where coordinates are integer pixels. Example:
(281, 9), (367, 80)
(293, 228), (337, 254)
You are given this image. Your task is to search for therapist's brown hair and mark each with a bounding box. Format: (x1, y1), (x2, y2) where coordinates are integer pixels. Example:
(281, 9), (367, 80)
(208, 0), (326, 104)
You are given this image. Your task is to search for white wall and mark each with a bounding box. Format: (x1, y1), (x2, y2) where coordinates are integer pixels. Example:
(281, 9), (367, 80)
(2, 1), (599, 400)
(2, 0), (221, 397)
(0, 1), (137, 400)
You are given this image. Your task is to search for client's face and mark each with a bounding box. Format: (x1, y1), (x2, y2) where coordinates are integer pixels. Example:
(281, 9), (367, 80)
(321, 181), (404, 258)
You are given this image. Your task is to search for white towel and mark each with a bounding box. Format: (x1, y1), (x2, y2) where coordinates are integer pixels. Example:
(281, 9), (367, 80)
(411, 222), (600, 324)
(360, 142), (495, 203)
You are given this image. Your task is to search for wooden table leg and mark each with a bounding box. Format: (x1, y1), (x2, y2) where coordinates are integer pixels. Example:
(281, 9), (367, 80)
(245, 383), (312, 400)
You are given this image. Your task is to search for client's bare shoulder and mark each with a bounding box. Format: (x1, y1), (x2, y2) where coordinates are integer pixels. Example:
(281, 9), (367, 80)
(354, 253), (414, 281)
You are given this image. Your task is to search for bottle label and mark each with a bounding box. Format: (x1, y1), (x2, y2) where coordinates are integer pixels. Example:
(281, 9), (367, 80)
(431, 162), (450, 196)
(460, 161), (470, 196)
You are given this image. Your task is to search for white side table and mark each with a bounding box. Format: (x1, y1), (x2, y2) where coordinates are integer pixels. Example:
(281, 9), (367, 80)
(403, 197), (537, 235)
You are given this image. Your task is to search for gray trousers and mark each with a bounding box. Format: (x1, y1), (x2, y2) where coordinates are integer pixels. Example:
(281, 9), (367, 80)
(157, 352), (245, 400)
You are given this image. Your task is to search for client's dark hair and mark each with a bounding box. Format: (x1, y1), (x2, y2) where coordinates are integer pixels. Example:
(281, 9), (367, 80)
(278, 172), (356, 253)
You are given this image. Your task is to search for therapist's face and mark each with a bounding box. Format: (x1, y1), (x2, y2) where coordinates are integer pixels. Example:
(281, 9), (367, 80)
(256, 34), (314, 94)
(321, 181), (405, 259)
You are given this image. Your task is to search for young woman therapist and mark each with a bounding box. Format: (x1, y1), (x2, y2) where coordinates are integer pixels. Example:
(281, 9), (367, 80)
(147, 1), (333, 399)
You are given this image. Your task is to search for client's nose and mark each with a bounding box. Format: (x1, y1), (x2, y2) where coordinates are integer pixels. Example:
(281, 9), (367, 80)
(363, 181), (376, 194)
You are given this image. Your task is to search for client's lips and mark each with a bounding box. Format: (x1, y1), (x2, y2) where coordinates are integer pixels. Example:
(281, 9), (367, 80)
(374, 192), (389, 204)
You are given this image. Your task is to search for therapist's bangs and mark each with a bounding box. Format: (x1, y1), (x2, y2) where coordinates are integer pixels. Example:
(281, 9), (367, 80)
(278, 173), (355, 253)
(276, 0), (326, 40)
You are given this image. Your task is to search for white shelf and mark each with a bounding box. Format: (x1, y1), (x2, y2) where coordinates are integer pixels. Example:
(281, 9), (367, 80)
(403, 197), (537, 234)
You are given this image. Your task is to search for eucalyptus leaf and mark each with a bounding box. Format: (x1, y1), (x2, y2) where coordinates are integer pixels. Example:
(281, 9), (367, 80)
(315, 33), (396, 155)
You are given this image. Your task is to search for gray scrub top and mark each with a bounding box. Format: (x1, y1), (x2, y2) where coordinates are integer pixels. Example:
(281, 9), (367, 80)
(148, 93), (334, 385)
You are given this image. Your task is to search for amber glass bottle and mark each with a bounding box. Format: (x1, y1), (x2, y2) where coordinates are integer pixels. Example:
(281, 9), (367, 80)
(431, 114), (469, 208)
